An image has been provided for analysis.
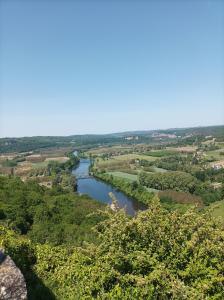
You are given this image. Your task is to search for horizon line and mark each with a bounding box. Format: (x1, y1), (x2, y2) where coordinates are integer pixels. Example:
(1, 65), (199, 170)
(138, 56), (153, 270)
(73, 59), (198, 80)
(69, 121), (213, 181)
(1, 124), (223, 139)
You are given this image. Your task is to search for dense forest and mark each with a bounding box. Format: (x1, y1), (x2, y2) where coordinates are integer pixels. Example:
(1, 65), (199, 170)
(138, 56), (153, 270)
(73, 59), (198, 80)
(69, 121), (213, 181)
(0, 176), (105, 246)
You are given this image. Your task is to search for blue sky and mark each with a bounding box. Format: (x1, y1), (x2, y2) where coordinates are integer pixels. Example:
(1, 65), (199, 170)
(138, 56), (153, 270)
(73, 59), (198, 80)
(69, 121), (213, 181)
(0, 0), (223, 137)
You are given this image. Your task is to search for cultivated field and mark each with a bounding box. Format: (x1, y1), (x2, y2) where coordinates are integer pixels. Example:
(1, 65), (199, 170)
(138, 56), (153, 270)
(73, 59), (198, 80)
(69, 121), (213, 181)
(112, 154), (158, 161)
(86, 145), (133, 155)
(210, 200), (224, 219)
(107, 171), (138, 182)
(205, 149), (224, 161)
(0, 147), (73, 180)
(167, 146), (197, 153)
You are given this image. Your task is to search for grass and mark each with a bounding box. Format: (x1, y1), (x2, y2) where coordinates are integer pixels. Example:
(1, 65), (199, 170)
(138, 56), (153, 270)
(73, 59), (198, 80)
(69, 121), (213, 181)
(95, 159), (129, 171)
(45, 156), (69, 162)
(31, 161), (49, 169)
(158, 190), (203, 206)
(107, 171), (138, 182)
(31, 155), (69, 169)
(205, 149), (224, 161)
(146, 187), (160, 193)
(152, 167), (168, 173)
(209, 200), (224, 219)
(86, 145), (133, 155)
(95, 154), (158, 172)
(112, 154), (158, 161)
(168, 146), (197, 153)
(106, 171), (160, 193)
(144, 150), (176, 157)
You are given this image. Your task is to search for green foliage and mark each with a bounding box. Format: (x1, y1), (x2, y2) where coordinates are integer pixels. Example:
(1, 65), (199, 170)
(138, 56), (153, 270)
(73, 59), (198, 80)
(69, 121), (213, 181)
(95, 172), (154, 206)
(152, 154), (197, 172)
(209, 200), (224, 220)
(0, 225), (35, 272)
(0, 176), (45, 234)
(28, 194), (105, 246)
(144, 150), (176, 157)
(77, 202), (223, 299)
(1, 199), (224, 299)
(107, 171), (138, 182)
(0, 176), (105, 246)
(194, 183), (223, 206)
(194, 168), (224, 183)
(1, 125), (223, 153)
(139, 171), (198, 193)
(48, 152), (79, 174)
(1, 159), (18, 167)
(139, 171), (224, 205)
(158, 189), (203, 211)
(46, 152), (79, 192)
(0, 135), (123, 153)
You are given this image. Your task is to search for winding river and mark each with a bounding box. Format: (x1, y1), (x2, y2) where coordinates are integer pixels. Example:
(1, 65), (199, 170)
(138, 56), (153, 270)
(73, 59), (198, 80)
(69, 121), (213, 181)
(72, 157), (145, 215)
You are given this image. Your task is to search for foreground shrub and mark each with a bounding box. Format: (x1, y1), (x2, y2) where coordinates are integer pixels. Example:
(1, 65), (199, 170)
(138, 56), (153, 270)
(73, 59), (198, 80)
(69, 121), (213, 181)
(1, 199), (224, 299)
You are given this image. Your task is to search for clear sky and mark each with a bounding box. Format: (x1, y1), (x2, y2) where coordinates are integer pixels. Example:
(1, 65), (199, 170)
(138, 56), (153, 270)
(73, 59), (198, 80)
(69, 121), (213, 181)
(0, 0), (223, 137)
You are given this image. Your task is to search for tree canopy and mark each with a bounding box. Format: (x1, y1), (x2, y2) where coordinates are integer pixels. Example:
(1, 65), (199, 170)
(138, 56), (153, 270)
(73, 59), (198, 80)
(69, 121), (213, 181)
(1, 196), (223, 299)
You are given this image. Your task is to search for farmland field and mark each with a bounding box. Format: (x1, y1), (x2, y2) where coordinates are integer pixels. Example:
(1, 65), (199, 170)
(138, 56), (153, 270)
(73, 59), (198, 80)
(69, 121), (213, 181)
(152, 166), (168, 173)
(112, 154), (158, 161)
(167, 146), (197, 153)
(45, 156), (69, 163)
(205, 149), (224, 161)
(210, 200), (224, 219)
(146, 187), (160, 193)
(86, 145), (133, 155)
(144, 150), (176, 157)
(107, 171), (138, 182)
(31, 161), (49, 169)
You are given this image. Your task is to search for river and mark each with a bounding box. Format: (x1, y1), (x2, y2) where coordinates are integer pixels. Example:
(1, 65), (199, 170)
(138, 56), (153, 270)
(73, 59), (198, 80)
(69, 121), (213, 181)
(72, 157), (146, 215)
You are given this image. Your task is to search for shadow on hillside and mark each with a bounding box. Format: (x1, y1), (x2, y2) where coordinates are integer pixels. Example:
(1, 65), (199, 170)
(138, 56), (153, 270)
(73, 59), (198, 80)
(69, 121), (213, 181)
(25, 270), (56, 300)
(0, 250), (6, 264)
(0, 250), (55, 299)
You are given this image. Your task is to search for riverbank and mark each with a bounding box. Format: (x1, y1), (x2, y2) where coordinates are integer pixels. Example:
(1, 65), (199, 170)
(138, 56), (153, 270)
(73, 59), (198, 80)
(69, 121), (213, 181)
(72, 158), (146, 215)
(93, 172), (154, 206)
(48, 151), (80, 191)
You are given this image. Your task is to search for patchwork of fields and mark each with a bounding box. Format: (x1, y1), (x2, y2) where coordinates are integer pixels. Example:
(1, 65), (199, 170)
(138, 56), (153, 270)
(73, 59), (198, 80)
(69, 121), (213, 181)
(0, 147), (73, 184)
(91, 140), (224, 212)
(1, 132), (224, 215)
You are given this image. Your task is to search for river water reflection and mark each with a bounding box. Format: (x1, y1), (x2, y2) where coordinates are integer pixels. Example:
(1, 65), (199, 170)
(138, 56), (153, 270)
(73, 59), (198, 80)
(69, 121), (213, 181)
(72, 158), (146, 215)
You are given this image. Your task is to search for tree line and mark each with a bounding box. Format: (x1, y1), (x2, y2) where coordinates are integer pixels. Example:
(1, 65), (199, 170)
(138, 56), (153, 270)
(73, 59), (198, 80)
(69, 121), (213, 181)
(139, 171), (224, 205)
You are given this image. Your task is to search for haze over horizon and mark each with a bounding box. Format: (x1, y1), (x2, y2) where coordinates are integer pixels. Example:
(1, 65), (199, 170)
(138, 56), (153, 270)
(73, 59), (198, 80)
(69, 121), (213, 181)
(0, 0), (224, 137)
(0, 124), (224, 139)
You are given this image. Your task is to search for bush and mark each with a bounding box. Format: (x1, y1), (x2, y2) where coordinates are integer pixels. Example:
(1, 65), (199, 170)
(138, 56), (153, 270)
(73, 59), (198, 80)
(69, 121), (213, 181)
(1, 199), (224, 299)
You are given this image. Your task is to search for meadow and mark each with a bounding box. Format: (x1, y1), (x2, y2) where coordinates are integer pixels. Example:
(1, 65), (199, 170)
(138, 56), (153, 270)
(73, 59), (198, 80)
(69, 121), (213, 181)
(205, 148), (224, 161)
(210, 200), (224, 219)
(107, 171), (138, 182)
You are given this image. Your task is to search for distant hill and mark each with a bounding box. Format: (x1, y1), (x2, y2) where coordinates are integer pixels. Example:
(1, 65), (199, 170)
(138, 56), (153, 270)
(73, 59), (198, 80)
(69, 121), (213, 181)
(110, 125), (224, 138)
(0, 125), (223, 153)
